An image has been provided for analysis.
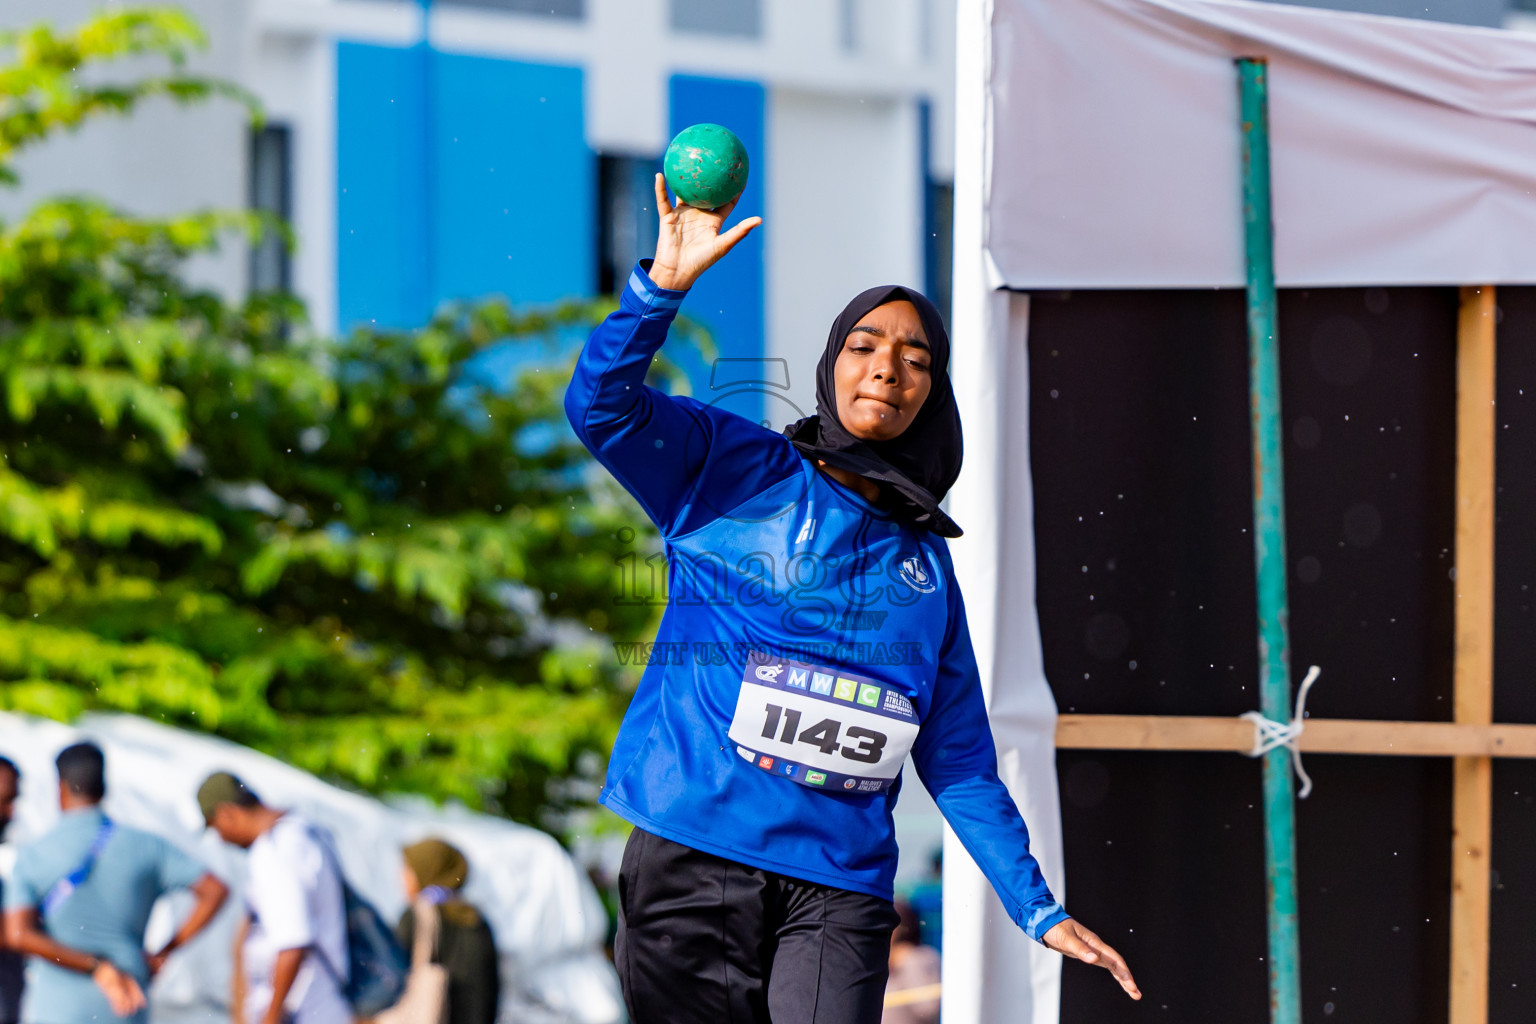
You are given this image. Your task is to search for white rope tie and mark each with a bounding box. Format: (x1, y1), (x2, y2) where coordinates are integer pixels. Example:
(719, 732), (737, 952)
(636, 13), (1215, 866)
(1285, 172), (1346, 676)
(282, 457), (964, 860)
(1240, 664), (1321, 799)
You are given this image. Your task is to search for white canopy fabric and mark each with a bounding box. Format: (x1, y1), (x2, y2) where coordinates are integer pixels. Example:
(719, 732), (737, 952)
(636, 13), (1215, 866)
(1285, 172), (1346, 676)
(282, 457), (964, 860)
(983, 0), (1536, 289)
(0, 713), (624, 1024)
(947, 2), (1536, 1023)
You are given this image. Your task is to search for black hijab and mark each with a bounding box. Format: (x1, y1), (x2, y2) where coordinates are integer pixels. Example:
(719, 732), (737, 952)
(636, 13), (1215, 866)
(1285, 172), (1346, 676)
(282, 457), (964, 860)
(783, 285), (964, 538)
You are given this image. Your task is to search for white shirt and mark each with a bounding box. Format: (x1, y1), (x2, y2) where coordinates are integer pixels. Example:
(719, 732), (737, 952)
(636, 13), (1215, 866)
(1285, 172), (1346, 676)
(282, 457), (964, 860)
(243, 815), (350, 1024)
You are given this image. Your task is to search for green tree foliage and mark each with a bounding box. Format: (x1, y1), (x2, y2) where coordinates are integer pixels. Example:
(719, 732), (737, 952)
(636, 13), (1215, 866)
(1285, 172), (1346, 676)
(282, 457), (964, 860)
(0, 8), (674, 827)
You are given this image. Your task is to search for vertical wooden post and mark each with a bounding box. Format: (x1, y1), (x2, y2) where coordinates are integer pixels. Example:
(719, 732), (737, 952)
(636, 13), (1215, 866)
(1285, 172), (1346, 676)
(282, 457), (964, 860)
(1450, 284), (1496, 1024)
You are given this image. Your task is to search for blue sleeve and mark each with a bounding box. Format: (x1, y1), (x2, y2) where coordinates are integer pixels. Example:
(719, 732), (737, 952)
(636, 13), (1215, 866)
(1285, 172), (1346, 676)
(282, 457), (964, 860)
(3, 849), (40, 911)
(563, 261), (802, 538)
(153, 835), (209, 893)
(911, 574), (1070, 944)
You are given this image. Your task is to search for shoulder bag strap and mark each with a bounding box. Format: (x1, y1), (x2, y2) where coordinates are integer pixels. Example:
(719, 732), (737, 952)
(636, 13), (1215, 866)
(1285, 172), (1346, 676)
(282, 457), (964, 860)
(39, 819), (115, 919)
(411, 898), (440, 968)
(289, 820), (349, 987)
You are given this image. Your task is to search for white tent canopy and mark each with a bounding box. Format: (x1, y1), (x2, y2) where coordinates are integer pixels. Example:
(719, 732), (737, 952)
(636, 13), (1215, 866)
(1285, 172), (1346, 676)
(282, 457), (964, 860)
(983, 0), (1536, 290)
(0, 713), (624, 1024)
(946, 2), (1536, 1022)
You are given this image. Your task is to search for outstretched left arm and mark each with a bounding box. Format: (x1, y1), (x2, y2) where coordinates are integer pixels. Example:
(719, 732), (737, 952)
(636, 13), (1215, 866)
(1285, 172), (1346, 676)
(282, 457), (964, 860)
(911, 581), (1141, 1000)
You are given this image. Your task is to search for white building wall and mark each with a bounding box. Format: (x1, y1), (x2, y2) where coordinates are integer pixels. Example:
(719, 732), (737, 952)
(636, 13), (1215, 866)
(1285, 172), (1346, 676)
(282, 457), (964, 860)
(766, 90), (926, 413)
(243, 26), (340, 337)
(0, 0), (252, 300)
(2, 0), (958, 337)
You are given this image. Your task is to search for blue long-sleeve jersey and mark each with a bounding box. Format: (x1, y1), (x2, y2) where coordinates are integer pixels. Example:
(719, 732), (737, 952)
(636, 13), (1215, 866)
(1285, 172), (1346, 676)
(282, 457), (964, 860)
(564, 262), (1069, 943)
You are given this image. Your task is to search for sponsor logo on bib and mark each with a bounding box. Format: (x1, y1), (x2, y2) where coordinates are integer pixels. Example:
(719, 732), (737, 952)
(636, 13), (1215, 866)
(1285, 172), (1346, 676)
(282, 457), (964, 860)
(807, 771), (827, 786)
(811, 672), (834, 695)
(833, 678), (858, 701)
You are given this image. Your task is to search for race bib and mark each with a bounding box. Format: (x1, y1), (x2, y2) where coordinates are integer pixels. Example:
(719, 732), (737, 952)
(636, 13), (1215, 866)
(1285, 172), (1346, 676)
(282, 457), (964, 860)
(727, 651), (921, 795)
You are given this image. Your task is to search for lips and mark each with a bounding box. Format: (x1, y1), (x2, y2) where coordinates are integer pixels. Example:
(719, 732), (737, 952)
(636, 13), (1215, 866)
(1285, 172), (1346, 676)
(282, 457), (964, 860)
(855, 394), (900, 411)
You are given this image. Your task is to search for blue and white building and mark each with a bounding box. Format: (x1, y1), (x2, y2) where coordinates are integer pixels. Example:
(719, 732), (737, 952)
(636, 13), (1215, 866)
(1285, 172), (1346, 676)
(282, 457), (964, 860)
(7, 0), (1535, 408)
(4, 0), (957, 417)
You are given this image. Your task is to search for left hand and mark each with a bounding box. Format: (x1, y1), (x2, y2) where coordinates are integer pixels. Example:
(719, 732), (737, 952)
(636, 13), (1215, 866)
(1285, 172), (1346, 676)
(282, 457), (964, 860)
(1042, 917), (1141, 1000)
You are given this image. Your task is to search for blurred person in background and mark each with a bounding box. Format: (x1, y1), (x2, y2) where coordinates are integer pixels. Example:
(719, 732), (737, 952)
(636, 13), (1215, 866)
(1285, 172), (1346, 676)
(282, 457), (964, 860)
(906, 850), (942, 954)
(3, 742), (229, 1024)
(0, 757), (22, 1024)
(881, 902), (939, 1024)
(198, 771), (350, 1024)
(397, 838), (499, 1024)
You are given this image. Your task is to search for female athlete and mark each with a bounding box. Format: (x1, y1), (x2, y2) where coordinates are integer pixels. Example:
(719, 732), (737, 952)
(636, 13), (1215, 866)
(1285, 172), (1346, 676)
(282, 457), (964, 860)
(565, 176), (1139, 1023)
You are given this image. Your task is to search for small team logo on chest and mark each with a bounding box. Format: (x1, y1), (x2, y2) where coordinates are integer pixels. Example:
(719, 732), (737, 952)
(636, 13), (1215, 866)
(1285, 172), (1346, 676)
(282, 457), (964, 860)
(898, 555), (938, 594)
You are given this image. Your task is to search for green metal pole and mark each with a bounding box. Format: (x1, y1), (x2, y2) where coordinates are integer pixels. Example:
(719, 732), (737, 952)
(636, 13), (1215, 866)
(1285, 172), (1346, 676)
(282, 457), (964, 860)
(1238, 57), (1303, 1024)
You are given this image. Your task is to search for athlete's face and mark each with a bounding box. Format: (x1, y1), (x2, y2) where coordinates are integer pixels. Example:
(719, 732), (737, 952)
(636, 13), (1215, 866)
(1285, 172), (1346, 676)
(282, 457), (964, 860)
(833, 300), (932, 442)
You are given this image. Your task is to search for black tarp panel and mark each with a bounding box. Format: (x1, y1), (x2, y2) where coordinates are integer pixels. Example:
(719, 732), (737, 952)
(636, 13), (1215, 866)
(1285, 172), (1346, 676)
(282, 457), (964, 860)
(1490, 285), (1536, 1020)
(1028, 286), (1477, 1023)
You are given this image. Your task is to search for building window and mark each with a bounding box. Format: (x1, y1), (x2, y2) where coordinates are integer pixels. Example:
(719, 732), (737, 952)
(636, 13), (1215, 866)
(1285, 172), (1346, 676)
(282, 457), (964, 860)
(597, 155), (660, 296)
(439, 0), (584, 17)
(925, 180), (953, 330)
(670, 0), (761, 38)
(919, 99), (952, 328)
(249, 124), (291, 294)
(839, 0), (858, 51)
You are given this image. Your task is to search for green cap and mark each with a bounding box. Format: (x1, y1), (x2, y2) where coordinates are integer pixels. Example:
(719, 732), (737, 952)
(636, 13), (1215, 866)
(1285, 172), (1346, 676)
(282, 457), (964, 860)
(196, 771), (258, 825)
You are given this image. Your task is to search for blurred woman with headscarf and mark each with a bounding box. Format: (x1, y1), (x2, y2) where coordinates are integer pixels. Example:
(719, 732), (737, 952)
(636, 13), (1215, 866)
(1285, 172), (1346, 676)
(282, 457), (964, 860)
(396, 839), (499, 1024)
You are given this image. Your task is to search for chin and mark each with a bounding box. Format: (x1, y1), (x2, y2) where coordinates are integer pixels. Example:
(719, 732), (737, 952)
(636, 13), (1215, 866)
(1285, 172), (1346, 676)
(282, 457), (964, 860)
(847, 419), (908, 442)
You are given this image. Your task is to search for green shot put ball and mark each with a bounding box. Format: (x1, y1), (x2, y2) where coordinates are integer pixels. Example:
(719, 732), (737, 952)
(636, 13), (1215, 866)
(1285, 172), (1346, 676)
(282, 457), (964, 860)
(663, 123), (749, 211)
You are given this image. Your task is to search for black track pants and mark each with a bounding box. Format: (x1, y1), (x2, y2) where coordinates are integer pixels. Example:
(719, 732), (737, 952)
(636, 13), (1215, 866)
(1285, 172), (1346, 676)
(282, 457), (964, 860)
(616, 827), (901, 1024)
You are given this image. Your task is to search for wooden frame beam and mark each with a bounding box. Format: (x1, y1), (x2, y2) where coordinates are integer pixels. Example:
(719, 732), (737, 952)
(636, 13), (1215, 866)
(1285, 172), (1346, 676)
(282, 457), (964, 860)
(1055, 285), (1504, 1024)
(1055, 714), (1536, 758)
(1451, 284), (1498, 1024)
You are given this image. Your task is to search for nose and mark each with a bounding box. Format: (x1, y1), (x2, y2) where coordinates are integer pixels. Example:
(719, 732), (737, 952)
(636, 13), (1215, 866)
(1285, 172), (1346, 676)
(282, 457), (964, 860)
(870, 350), (899, 385)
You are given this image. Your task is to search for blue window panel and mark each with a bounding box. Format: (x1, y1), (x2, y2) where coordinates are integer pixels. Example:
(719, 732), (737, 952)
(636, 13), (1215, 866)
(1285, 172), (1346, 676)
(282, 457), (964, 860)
(432, 53), (592, 311)
(337, 41), (430, 331)
(668, 75), (766, 425)
(337, 43), (592, 331)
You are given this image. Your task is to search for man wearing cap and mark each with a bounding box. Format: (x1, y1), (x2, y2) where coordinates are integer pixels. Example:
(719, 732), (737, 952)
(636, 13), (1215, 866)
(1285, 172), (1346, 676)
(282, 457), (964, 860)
(198, 772), (349, 1024)
(2, 742), (228, 1024)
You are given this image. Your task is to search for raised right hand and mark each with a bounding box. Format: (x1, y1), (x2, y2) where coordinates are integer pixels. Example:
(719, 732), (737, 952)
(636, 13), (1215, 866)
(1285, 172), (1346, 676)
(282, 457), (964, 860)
(647, 173), (762, 292)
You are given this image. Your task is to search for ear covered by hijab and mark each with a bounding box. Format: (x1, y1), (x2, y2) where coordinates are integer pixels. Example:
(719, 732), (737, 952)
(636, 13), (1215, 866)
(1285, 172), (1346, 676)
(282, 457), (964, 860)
(783, 286), (964, 538)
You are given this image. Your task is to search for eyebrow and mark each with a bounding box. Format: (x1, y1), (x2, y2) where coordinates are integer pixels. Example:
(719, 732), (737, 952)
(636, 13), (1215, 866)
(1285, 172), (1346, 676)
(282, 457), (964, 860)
(848, 325), (931, 351)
